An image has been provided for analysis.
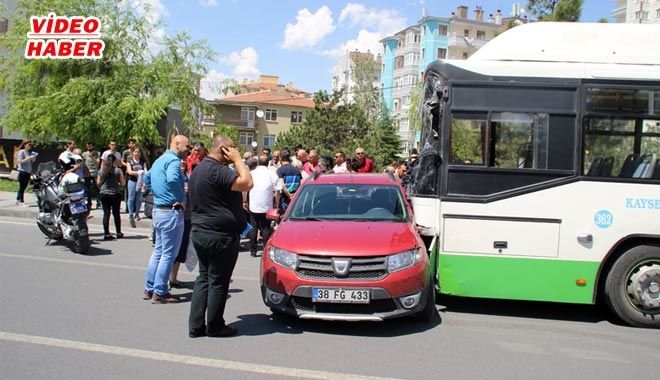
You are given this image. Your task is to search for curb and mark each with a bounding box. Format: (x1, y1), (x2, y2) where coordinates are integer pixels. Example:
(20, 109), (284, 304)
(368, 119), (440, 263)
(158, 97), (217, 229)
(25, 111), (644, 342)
(0, 206), (153, 229)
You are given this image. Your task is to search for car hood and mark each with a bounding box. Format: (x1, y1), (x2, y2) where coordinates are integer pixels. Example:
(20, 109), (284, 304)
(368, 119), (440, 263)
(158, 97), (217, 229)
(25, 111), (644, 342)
(270, 220), (419, 256)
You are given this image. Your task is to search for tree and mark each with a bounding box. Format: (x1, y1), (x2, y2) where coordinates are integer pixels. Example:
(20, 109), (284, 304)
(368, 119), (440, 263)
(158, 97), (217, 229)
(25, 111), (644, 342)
(220, 78), (246, 97)
(276, 90), (369, 154)
(366, 110), (402, 169)
(350, 55), (382, 121)
(190, 123), (238, 149)
(0, 0), (214, 147)
(276, 89), (400, 171)
(407, 81), (423, 142)
(527, 0), (583, 21)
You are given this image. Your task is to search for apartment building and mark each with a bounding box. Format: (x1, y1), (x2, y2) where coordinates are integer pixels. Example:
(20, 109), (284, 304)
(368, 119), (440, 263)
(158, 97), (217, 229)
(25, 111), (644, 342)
(331, 50), (382, 105)
(380, 5), (506, 151)
(208, 86), (314, 150)
(612, 0), (660, 24)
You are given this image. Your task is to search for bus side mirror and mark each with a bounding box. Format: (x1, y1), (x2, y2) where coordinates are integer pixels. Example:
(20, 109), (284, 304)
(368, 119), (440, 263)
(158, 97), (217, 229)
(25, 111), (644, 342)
(266, 208), (281, 221)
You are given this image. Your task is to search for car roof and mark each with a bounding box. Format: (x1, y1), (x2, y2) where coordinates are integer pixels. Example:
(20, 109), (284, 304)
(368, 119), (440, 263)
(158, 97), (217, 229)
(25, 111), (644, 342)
(303, 173), (399, 186)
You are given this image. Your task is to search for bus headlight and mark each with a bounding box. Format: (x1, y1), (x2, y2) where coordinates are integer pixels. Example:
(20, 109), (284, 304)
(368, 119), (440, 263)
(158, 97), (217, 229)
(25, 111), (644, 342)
(269, 247), (299, 270)
(387, 249), (422, 273)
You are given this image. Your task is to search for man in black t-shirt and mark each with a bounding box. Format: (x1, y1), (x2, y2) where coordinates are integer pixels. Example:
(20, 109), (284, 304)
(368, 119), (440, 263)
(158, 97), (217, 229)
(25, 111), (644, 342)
(188, 135), (253, 338)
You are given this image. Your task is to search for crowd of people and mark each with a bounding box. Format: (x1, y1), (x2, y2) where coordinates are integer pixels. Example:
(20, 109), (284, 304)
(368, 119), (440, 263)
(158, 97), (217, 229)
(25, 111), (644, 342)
(14, 135), (417, 338)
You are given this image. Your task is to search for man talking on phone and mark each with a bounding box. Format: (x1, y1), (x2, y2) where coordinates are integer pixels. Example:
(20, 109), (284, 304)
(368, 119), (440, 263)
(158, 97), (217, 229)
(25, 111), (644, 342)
(188, 135), (253, 338)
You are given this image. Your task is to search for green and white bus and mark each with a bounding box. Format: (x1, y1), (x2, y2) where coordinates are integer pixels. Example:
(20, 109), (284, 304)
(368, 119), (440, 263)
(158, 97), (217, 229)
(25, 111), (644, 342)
(409, 22), (660, 328)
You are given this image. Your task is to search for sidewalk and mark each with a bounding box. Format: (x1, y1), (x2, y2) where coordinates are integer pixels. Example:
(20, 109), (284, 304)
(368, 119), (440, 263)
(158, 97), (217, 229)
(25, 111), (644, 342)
(0, 191), (153, 229)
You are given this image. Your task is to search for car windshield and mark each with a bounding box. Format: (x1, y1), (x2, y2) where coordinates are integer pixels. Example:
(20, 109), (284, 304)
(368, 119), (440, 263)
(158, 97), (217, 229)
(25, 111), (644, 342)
(288, 184), (408, 222)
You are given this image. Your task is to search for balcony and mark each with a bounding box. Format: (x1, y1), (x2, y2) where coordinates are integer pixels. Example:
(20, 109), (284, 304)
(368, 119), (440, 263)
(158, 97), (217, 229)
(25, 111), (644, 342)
(217, 118), (260, 130)
(448, 33), (488, 49)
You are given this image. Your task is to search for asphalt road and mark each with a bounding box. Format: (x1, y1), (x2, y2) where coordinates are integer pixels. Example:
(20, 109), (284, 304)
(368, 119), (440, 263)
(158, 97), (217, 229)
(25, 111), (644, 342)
(1, 215), (659, 380)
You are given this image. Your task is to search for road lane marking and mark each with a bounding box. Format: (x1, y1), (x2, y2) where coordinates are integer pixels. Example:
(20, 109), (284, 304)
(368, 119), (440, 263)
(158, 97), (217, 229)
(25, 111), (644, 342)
(0, 331), (402, 380)
(0, 219), (151, 235)
(0, 253), (259, 282)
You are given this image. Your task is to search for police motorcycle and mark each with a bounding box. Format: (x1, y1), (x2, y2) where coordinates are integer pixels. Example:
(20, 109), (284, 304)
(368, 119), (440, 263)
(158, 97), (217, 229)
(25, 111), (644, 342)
(33, 153), (90, 254)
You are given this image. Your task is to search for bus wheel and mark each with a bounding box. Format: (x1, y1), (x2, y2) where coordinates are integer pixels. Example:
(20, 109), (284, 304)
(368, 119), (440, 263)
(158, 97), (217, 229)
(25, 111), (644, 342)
(604, 245), (660, 328)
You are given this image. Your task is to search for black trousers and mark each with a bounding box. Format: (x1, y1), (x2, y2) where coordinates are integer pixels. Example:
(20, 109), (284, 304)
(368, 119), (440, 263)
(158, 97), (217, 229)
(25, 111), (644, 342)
(189, 229), (239, 336)
(99, 193), (122, 235)
(248, 212), (271, 254)
(16, 170), (31, 202)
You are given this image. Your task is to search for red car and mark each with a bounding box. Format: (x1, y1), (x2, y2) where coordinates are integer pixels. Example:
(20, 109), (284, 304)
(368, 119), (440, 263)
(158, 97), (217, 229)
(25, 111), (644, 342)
(261, 173), (435, 322)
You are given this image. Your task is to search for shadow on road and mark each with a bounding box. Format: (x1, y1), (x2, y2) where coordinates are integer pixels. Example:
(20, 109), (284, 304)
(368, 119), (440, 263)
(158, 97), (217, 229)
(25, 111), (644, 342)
(228, 313), (304, 336)
(230, 308), (442, 337)
(436, 294), (618, 325)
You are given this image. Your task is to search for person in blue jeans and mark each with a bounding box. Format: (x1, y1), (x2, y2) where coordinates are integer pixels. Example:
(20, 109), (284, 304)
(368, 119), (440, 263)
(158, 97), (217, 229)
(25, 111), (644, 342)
(126, 147), (148, 227)
(143, 135), (189, 304)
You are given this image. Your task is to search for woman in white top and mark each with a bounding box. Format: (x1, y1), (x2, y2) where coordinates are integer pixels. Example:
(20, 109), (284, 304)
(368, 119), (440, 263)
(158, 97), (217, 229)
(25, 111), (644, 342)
(16, 140), (38, 205)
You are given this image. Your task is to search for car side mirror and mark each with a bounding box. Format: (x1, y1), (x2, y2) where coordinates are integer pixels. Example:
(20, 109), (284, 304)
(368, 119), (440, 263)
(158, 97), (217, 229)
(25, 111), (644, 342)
(266, 208), (281, 221)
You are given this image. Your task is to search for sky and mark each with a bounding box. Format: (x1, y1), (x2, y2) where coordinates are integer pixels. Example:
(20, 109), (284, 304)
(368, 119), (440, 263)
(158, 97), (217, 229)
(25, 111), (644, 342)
(138, 0), (614, 99)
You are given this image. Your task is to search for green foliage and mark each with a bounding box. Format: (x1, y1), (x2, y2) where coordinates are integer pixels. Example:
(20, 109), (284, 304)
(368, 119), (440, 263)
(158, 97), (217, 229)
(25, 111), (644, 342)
(527, 0), (583, 21)
(213, 123), (238, 142)
(408, 82), (423, 138)
(0, 178), (20, 193)
(365, 110), (402, 169)
(275, 90), (400, 170)
(191, 123), (238, 149)
(350, 56), (382, 121)
(0, 0), (214, 148)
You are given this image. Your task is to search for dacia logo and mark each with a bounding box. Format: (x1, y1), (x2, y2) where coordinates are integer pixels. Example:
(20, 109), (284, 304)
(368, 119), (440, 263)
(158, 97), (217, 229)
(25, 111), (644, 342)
(332, 258), (351, 277)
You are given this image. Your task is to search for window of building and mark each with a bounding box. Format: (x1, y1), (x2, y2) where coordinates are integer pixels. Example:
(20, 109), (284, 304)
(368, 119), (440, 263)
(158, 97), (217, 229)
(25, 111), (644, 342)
(263, 133), (277, 148)
(400, 118), (410, 132)
(265, 108), (277, 122)
(656, 8), (660, 18)
(0, 18), (8, 34)
(414, 34), (421, 43)
(464, 29), (470, 37)
(462, 52), (469, 59)
(437, 48), (447, 59)
(635, 10), (649, 20)
(291, 111), (303, 124)
(438, 25), (448, 36)
(393, 99), (400, 111)
(241, 107), (255, 121)
(239, 132), (254, 146)
(476, 30), (486, 40)
(402, 96), (411, 108)
(395, 55), (404, 69)
(404, 52), (420, 66)
(421, 48), (425, 59)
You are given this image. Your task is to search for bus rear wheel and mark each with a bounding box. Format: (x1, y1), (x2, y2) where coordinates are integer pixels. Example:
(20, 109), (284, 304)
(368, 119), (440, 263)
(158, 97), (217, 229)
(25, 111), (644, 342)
(604, 245), (660, 328)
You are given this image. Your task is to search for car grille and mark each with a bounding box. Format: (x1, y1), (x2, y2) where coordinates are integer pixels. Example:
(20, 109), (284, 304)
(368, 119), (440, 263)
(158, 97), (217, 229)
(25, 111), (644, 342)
(289, 296), (397, 314)
(296, 255), (388, 280)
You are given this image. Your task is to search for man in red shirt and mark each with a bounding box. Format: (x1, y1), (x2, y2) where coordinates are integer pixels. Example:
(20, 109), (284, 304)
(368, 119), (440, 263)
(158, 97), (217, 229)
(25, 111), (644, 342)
(355, 147), (374, 173)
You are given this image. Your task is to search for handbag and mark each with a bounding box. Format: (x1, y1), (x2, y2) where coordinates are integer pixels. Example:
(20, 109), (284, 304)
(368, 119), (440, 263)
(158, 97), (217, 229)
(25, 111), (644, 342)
(9, 170), (20, 181)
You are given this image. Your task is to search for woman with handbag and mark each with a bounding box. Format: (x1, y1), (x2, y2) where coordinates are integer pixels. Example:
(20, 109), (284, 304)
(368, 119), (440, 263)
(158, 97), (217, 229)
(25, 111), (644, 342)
(15, 140), (38, 206)
(97, 154), (126, 240)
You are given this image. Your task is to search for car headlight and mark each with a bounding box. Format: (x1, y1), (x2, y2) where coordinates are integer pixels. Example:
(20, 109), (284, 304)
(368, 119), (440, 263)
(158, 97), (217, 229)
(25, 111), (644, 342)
(268, 246), (299, 270)
(387, 249), (422, 273)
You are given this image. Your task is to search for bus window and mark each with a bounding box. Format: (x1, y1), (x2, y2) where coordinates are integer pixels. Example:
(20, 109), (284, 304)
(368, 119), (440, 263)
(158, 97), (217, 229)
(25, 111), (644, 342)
(450, 118), (486, 165)
(583, 117), (660, 177)
(491, 112), (549, 169)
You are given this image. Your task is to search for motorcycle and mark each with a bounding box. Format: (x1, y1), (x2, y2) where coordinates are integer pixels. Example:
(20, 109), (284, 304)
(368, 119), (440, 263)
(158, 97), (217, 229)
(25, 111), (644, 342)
(33, 161), (90, 254)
